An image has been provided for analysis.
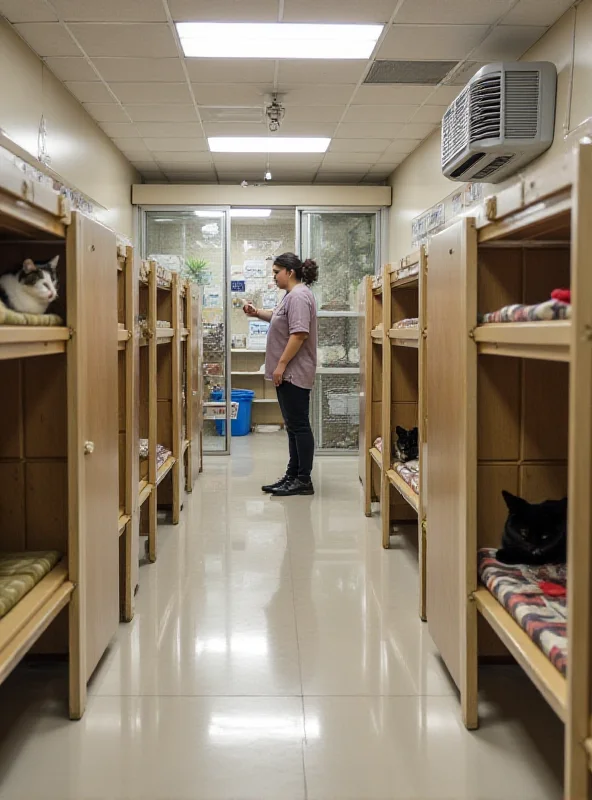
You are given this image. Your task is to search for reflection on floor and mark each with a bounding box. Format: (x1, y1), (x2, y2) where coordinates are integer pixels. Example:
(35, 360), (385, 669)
(0, 433), (563, 799)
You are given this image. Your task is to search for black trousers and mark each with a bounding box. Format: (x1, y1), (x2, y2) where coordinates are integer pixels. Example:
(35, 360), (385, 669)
(276, 381), (314, 481)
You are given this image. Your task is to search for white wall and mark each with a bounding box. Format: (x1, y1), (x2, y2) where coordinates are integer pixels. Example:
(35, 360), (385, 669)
(0, 18), (138, 237)
(388, 1), (592, 261)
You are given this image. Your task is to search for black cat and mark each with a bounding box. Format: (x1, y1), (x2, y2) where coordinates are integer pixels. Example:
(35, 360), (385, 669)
(393, 426), (418, 463)
(496, 490), (567, 565)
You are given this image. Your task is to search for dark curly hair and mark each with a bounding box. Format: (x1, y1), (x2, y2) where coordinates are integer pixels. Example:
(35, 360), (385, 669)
(274, 252), (319, 286)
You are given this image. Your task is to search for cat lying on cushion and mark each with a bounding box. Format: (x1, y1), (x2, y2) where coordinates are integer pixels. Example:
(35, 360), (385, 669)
(0, 257), (59, 315)
(496, 490), (567, 565)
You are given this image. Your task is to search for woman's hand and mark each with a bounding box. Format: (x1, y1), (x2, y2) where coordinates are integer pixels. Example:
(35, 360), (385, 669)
(273, 362), (286, 386)
(243, 302), (258, 318)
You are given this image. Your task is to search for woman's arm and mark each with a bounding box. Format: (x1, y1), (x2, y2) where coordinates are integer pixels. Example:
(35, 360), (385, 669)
(243, 302), (272, 323)
(273, 332), (308, 386)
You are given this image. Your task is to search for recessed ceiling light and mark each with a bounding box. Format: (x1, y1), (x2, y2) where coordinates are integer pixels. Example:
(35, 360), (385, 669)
(208, 137), (330, 153)
(176, 22), (383, 60)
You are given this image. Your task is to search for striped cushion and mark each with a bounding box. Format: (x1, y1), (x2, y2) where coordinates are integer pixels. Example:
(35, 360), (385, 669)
(0, 551), (61, 619)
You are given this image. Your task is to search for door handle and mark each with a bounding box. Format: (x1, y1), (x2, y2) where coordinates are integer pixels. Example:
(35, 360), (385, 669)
(84, 441), (95, 455)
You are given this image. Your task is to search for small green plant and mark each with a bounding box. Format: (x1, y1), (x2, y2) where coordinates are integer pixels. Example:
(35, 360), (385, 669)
(184, 257), (208, 284)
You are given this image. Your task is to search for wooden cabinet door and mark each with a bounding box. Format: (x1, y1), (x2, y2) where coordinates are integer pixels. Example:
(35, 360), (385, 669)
(67, 212), (119, 683)
(426, 219), (477, 692)
(191, 286), (203, 477)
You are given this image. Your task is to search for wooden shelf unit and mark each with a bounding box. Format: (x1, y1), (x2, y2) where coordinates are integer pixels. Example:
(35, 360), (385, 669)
(363, 274), (385, 516)
(116, 244), (139, 622)
(0, 150), (119, 719)
(231, 349), (282, 427)
(380, 249), (428, 619)
(138, 260), (157, 563)
(425, 140), (592, 799)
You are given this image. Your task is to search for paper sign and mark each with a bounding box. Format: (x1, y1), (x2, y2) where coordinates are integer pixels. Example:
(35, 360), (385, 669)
(231, 280), (246, 292)
(248, 319), (269, 350)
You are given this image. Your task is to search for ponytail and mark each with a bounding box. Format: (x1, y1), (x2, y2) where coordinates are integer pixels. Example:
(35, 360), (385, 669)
(274, 252), (319, 286)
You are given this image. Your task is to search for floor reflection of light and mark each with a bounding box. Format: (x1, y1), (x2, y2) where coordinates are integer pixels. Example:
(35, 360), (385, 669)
(195, 634), (269, 656)
(208, 714), (320, 741)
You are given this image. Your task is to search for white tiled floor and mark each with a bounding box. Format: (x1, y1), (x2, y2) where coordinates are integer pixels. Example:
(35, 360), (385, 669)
(0, 434), (563, 799)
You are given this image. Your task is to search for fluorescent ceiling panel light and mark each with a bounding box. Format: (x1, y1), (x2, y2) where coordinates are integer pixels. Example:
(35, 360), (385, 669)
(208, 137), (330, 153)
(176, 22), (383, 60)
(230, 209), (272, 218)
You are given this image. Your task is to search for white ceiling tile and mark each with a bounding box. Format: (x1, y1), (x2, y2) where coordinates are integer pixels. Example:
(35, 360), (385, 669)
(378, 24), (489, 60)
(129, 161), (159, 169)
(153, 152), (214, 163)
(321, 157), (376, 169)
(353, 85), (434, 105)
(51, 0), (166, 21)
(367, 162), (402, 173)
(330, 140), (392, 155)
(276, 85), (355, 105)
(274, 122), (336, 136)
(185, 59), (275, 84)
(428, 85), (462, 105)
(284, 106), (346, 122)
(335, 123), (402, 139)
(325, 151), (384, 163)
(65, 81), (115, 103)
(343, 104), (419, 123)
(412, 105), (447, 123)
(267, 154), (324, 167)
(113, 139), (151, 154)
(395, 0), (514, 24)
(163, 170), (217, 178)
(213, 156), (267, 170)
(93, 58), (185, 82)
(99, 122), (139, 138)
(0, 0), (57, 22)
(202, 122), (268, 137)
(277, 60), (367, 85)
(399, 122), (438, 139)
(168, 0), (279, 21)
(503, 0), (575, 26)
(84, 103), (130, 122)
(192, 84), (269, 106)
(126, 105), (198, 121)
(44, 56), (98, 82)
(144, 138), (208, 152)
(134, 122), (203, 137)
(14, 23), (80, 56)
(380, 139), (421, 158)
(283, 0), (395, 23)
(111, 83), (193, 104)
(68, 23), (177, 57)
(471, 25), (548, 60)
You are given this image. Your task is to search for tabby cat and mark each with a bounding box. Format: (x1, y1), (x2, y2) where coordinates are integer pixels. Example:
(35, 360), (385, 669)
(496, 490), (567, 565)
(393, 426), (418, 463)
(0, 257), (59, 314)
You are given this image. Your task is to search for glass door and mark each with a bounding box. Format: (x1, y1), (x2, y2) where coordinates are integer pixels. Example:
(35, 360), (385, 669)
(299, 209), (380, 454)
(144, 208), (231, 454)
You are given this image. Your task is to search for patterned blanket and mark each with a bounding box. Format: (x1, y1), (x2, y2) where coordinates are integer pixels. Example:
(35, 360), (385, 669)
(478, 299), (571, 324)
(393, 318), (419, 329)
(139, 440), (173, 470)
(373, 437), (382, 452)
(0, 551), (61, 618)
(0, 300), (62, 327)
(394, 459), (419, 495)
(478, 549), (567, 676)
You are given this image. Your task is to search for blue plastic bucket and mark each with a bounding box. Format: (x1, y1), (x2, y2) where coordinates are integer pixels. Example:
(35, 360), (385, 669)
(210, 389), (256, 436)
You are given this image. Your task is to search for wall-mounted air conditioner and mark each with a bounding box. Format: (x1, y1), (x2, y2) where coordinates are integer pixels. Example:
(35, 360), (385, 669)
(441, 61), (557, 184)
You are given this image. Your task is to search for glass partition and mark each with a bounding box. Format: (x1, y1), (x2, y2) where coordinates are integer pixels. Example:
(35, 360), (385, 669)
(300, 210), (379, 453)
(144, 209), (230, 454)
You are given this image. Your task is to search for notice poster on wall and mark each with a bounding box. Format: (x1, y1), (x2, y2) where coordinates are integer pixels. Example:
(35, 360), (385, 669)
(248, 320), (269, 350)
(244, 259), (267, 278)
(203, 286), (222, 308)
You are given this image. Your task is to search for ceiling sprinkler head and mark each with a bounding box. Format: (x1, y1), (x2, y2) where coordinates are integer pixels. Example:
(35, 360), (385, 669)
(264, 170), (272, 181)
(240, 180), (249, 187)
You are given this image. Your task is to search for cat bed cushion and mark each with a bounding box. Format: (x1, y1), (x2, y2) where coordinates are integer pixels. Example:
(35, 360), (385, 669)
(139, 439), (173, 471)
(0, 302), (62, 327)
(478, 299), (571, 324)
(373, 437), (382, 452)
(0, 550), (61, 619)
(478, 548), (567, 676)
(393, 460), (419, 495)
(392, 318), (419, 329)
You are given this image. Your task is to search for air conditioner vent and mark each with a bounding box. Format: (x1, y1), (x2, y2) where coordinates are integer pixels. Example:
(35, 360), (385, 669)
(441, 61), (556, 184)
(365, 60), (456, 85)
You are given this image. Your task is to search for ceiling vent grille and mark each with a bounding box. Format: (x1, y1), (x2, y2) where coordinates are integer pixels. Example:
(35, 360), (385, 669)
(365, 60), (457, 85)
(441, 62), (556, 184)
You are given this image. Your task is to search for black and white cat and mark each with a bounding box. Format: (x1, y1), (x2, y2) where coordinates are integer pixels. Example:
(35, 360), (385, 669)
(0, 257), (59, 314)
(393, 426), (418, 463)
(496, 490), (568, 566)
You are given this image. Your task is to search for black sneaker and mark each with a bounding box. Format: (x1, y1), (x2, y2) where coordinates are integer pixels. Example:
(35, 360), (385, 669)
(262, 475), (293, 493)
(271, 478), (315, 497)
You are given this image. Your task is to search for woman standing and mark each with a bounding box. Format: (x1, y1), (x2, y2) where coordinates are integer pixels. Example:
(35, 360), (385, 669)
(243, 253), (318, 497)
